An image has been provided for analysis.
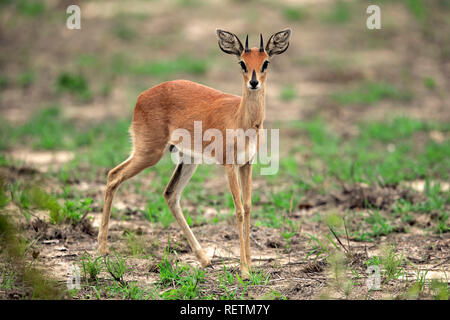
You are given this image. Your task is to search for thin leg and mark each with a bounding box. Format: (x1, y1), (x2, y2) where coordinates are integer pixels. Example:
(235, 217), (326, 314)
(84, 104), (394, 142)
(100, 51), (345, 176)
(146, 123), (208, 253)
(239, 163), (253, 269)
(225, 165), (249, 278)
(98, 155), (153, 255)
(163, 162), (211, 267)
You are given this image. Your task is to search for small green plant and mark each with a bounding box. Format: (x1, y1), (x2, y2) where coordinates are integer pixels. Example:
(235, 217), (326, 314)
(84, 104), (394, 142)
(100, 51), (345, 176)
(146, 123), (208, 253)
(405, 0), (427, 24)
(124, 230), (146, 257)
(80, 252), (103, 282)
(10, 184), (61, 222)
(0, 266), (17, 290)
(122, 282), (152, 300)
(17, 71), (35, 88)
(0, 212), (64, 299)
(114, 22), (136, 41)
(262, 289), (287, 300)
(62, 198), (93, 224)
(327, 251), (354, 298)
(430, 279), (449, 300)
(104, 280), (154, 300)
(306, 233), (332, 261)
(0, 179), (11, 209)
(248, 269), (270, 286)
(332, 82), (412, 105)
(280, 217), (299, 251)
(0, 75), (8, 90)
(324, 0), (351, 24)
(56, 72), (92, 102)
(17, 0), (45, 16)
(158, 250), (205, 299)
(424, 77), (436, 90)
(280, 85), (297, 101)
(380, 245), (404, 283)
(104, 251), (128, 285)
(282, 6), (306, 22)
(144, 196), (174, 228)
(366, 256), (382, 267)
(131, 55), (208, 77)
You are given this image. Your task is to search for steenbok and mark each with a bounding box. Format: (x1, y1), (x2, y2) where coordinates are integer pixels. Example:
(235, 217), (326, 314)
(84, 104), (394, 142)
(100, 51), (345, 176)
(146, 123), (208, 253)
(98, 29), (291, 278)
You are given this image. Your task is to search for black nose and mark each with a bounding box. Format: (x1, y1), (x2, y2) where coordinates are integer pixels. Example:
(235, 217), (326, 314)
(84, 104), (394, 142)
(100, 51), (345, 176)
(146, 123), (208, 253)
(250, 80), (259, 89)
(250, 70), (258, 89)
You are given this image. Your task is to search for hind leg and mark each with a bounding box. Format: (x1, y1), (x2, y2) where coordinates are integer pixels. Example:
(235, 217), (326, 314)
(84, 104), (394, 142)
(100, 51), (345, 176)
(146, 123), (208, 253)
(98, 152), (162, 255)
(163, 162), (211, 267)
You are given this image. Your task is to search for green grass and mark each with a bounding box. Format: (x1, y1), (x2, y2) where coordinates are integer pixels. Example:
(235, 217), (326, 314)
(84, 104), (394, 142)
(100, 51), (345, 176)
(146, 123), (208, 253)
(280, 85), (297, 101)
(351, 209), (395, 241)
(286, 117), (450, 185)
(366, 245), (405, 284)
(158, 253), (205, 299)
(332, 82), (413, 105)
(380, 245), (405, 283)
(104, 251), (128, 285)
(404, 0), (427, 23)
(143, 194), (175, 228)
(430, 279), (449, 300)
(0, 211), (65, 299)
(282, 6), (307, 22)
(393, 182), (449, 234)
(324, 0), (351, 24)
(1, 106), (133, 168)
(17, 0), (45, 16)
(56, 72), (92, 102)
(114, 21), (136, 41)
(130, 55), (208, 77)
(423, 77), (436, 90)
(0, 74), (8, 90)
(123, 230), (148, 257)
(7, 181), (93, 224)
(80, 252), (103, 282)
(17, 71), (35, 88)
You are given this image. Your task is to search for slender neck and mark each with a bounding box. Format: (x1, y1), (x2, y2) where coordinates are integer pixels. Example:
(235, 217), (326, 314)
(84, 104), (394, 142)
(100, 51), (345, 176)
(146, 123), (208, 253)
(238, 82), (266, 128)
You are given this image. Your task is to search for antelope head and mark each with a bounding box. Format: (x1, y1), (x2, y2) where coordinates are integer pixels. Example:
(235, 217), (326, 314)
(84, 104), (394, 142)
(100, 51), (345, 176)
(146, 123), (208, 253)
(216, 29), (291, 91)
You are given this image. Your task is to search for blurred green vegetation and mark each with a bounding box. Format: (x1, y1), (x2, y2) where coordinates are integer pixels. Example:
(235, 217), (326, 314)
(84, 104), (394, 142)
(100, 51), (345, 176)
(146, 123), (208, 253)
(332, 82), (413, 106)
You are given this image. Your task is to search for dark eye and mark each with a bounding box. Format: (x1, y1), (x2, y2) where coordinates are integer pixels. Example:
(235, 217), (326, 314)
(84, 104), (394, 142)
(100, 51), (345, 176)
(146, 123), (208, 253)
(261, 60), (269, 72)
(239, 61), (248, 73)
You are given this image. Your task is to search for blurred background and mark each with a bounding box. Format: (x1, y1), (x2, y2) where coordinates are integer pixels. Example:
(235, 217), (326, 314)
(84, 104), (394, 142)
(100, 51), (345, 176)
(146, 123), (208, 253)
(0, 0), (449, 300)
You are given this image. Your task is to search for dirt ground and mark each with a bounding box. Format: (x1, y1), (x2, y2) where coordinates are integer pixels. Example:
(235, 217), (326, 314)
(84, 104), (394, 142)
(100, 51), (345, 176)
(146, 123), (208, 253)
(0, 0), (449, 300)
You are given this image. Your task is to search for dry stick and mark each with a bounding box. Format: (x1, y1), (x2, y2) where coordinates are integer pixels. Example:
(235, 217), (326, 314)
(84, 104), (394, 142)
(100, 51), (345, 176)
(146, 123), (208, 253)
(432, 258), (450, 268)
(284, 260), (307, 267)
(328, 226), (348, 253)
(289, 191), (294, 213)
(343, 218), (351, 253)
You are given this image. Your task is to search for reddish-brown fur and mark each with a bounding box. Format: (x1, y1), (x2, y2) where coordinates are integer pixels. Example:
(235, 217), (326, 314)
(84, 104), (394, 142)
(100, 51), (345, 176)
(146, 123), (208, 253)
(98, 28), (290, 277)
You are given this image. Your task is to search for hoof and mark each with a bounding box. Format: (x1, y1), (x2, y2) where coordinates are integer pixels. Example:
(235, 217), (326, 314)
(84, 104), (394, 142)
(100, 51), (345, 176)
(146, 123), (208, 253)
(98, 244), (109, 256)
(241, 266), (250, 280)
(194, 249), (211, 268)
(241, 271), (250, 281)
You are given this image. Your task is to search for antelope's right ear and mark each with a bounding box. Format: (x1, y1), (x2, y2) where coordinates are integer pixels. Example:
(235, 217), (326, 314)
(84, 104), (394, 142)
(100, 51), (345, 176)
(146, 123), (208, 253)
(216, 29), (244, 57)
(265, 29), (291, 57)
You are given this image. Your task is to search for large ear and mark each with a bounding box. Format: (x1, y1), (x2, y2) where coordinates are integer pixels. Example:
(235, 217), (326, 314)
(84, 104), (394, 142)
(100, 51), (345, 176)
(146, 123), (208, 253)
(216, 29), (244, 57)
(265, 29), (291, 57)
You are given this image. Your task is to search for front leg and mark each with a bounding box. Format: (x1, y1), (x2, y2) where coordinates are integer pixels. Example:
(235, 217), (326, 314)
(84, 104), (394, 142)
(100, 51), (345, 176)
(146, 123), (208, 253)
(239, 162), (252, 270)
(225, 165), (249, 279)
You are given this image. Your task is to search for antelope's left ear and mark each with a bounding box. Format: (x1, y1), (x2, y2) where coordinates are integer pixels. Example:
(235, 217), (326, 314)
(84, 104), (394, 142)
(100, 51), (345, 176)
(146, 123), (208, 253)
(265, 29), (291, 57)
(216, 29), (244, 57)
